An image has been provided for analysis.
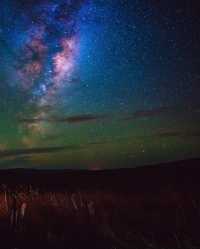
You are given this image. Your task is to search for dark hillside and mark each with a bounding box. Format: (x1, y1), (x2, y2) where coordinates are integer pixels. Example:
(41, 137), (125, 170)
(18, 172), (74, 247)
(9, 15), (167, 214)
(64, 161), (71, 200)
(0, 158), (200, 249)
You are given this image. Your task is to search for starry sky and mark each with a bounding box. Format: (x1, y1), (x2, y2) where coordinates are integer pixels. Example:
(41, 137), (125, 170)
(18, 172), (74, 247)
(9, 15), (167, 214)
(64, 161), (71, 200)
(0, 0), (200, 169)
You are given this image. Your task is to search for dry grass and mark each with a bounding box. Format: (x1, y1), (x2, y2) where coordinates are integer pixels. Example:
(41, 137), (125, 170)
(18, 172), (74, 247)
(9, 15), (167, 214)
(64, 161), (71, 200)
(0, 183), (199, 249)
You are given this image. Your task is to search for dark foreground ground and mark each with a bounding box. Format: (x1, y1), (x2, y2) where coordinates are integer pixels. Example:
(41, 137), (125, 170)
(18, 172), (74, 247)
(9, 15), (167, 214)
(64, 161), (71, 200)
(0, 158), (200, 249)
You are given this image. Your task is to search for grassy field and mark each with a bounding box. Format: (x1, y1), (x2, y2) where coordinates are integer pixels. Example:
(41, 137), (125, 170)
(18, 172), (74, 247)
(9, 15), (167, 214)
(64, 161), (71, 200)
(0, 158), (200, 249)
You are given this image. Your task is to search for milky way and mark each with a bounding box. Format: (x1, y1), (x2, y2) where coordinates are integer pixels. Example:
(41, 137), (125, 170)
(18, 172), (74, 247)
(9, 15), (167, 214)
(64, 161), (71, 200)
(14, 0), (84, 106)
(2, 0), (86, 141)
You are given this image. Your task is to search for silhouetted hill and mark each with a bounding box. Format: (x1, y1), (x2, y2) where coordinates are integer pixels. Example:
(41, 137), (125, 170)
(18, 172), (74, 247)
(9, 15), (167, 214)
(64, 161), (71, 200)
(0, 158), (200, 249)
(0, 158), (199, 191)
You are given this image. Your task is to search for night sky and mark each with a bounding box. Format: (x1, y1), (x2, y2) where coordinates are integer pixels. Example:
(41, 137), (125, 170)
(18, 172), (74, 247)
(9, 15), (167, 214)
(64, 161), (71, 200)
(0, 0), (200, 169)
